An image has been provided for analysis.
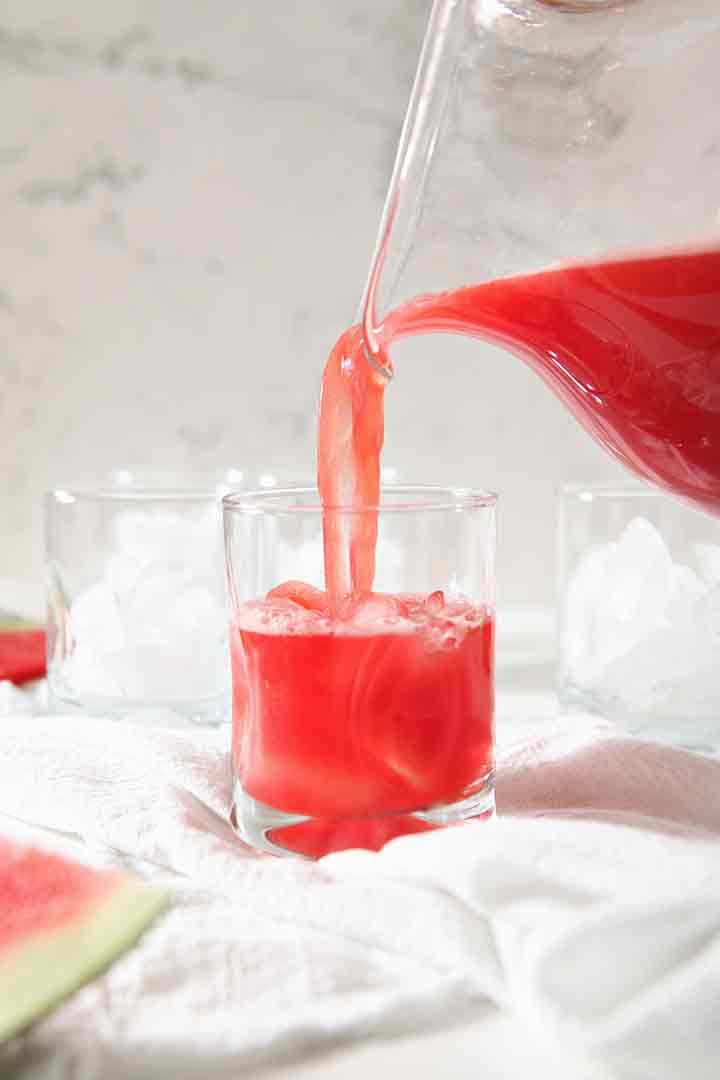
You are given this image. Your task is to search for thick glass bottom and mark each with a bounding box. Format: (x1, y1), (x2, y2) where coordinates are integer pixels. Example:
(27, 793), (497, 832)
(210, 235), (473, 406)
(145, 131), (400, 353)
(230, 771), (495, 859)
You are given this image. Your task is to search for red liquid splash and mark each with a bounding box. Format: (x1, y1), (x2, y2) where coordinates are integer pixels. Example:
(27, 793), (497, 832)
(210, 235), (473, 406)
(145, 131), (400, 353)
(319, 248), (720, 602)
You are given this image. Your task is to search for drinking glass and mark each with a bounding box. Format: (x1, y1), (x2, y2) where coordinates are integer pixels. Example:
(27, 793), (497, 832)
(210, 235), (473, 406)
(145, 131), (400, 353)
(224, 485), (496, 858)
(46, 472), (233, 725)
(557, 484), (720, 750)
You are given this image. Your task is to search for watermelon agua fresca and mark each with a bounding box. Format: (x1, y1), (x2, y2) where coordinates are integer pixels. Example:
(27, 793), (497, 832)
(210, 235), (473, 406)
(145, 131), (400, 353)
(0, 836), (168, 1042)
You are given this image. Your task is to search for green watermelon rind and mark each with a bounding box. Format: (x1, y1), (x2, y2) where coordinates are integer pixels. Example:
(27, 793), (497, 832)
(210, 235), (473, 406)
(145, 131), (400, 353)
(0, 879), (169, 1044)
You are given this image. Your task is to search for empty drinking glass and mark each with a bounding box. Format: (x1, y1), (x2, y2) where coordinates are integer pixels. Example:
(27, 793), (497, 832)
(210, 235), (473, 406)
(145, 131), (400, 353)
(46, 472), (235, 726)
(557, 485), (720, 751)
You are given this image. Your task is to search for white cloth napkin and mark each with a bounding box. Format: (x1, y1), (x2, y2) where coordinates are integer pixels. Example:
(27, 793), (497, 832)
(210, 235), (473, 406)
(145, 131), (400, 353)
(1, 700), (720, 1080)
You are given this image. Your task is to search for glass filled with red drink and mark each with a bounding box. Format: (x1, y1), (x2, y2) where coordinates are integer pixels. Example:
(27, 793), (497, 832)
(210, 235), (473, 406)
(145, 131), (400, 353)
(223, 485), (496, 859)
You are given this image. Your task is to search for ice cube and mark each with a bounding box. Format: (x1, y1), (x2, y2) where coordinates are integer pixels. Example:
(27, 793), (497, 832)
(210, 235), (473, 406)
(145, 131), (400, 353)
(59, 644), (124, 700)
(70, 584), (125, 651)
(58, 584), (126, 700)
(344, 592), (411, 630)
(696, 583), (720, 637)
(237, 597), (329, 635)
(425, 590), (445, 614)
(172, 585), (226, 637)
(444, 596), (475, 620)
(696, 543), (720, 586)
(267, 580), (327, 612)
(99, 640), (227, 702)
(423, 619), (462, 652)
(562, 517), (720, 731)
(104, 551), (145, 598)
(561, 541), (615, 674)
(562, 518), (678, 687)
(597, 517), (673, 629)
(666, 563), (706, 629)
(61, 604), (228, 703)
(56, 503), (227, 710)
(595, 601), (720, 721)
(120, 567), (190, 644)
(598, 631), (692, 713)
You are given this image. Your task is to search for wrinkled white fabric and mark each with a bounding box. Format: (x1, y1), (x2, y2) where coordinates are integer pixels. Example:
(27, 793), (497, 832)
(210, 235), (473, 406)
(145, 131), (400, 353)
(1, 700), (719, 1080)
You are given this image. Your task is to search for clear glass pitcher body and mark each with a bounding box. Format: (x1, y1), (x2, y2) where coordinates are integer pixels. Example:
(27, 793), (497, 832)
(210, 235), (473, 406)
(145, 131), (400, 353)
(358, 0), (720, 516)
(362, 0), (720, 344)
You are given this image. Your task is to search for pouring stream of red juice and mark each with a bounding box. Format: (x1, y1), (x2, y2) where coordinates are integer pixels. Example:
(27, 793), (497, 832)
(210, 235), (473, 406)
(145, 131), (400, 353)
(319, 247), (720, 606)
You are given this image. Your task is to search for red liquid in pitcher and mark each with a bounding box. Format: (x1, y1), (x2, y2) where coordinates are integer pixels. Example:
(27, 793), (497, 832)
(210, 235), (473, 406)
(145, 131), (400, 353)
(380, 250), (720, 511)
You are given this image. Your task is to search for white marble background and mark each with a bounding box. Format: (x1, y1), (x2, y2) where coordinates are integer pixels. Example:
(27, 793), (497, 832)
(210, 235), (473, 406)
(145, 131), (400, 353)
(0, 0), (624, 607)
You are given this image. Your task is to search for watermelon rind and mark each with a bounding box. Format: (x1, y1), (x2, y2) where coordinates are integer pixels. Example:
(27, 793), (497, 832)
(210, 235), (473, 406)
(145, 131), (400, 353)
(0, 618), (41, 631)
(0, 879), (168, 1043)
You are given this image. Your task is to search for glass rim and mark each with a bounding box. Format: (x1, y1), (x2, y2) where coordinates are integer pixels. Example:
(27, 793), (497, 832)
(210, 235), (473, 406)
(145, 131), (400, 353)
(44, 467), (264, 505)
(46, 486), (224, 505)
(222, 483), (497, 516)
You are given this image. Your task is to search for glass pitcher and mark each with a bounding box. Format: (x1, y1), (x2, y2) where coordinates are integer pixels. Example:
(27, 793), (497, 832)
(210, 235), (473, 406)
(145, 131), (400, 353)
(359, 0), (720, 515)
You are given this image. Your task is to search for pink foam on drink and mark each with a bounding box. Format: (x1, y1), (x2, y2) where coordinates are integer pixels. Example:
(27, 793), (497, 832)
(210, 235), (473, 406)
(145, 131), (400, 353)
(236, 585), (488, 646)
(237, 597), (332, 636)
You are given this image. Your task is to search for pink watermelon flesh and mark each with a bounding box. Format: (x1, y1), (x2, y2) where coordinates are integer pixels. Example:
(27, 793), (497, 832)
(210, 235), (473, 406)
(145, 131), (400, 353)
(0, 837), (168, 1043)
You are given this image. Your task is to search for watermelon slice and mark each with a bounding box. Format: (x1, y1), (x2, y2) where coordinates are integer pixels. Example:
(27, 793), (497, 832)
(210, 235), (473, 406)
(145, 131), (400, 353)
(0, 836), (169, 1043)
(0, 616), (46, 685)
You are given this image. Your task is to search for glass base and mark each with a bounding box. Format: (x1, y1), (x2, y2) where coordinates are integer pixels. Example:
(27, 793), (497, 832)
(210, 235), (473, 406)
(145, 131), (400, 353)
(230, 771), (495, 859)
(47, 682), (230, 728)
(559, 685), (720, 754)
